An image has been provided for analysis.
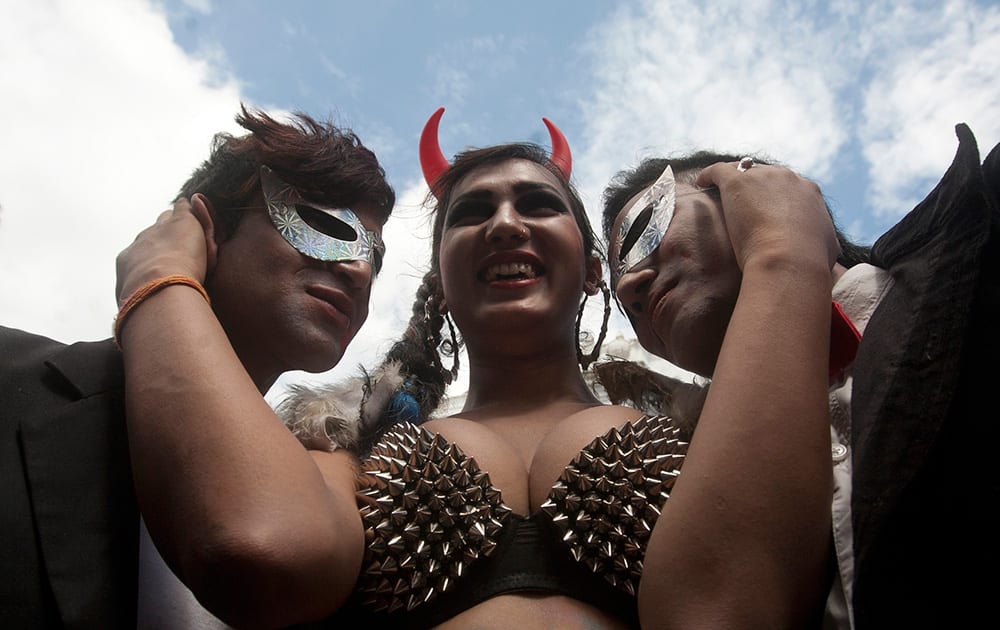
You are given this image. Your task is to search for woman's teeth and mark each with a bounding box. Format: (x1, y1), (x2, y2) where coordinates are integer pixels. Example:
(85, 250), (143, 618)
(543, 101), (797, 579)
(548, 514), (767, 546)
(484, 262), (538, 281)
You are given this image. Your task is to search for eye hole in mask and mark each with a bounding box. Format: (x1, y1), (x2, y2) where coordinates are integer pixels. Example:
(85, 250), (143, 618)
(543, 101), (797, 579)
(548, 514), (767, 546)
(611, 164), (676, 289)
(295, 204), (360, 242)
(259, 165), (385, 276)
(618, 203), (653, 264)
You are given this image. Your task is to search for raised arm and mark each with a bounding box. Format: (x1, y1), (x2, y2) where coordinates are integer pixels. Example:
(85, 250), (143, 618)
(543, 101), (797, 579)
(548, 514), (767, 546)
(638, 164), (837, 628)
(117, 198), (363, 628)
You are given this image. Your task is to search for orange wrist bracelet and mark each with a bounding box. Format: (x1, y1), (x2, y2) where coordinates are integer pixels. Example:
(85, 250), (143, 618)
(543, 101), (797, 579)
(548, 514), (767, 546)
(113, 275), (210, 349)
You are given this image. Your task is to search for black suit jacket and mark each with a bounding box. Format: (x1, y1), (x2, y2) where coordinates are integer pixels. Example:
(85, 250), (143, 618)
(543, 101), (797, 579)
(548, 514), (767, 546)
(851, 125), (1000, 627)
(0, 328), (138, 629)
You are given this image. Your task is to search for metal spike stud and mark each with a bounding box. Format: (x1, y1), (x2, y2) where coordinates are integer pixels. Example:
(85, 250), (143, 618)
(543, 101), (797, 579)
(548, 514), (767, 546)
(356, 422), (511, 614)
(536, 415), (687, 596)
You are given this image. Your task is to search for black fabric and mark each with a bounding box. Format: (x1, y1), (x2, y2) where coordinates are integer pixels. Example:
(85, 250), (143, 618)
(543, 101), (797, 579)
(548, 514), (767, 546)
(0, 328), (138, 629)
(464, 514), (635, 614)
(850, 124), (1000, 627)
(323, 514), (637, 629)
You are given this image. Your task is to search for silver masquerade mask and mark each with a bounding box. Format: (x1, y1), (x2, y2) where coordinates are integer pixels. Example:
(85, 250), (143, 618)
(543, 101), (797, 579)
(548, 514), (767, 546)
(611, 163), (677, 289)
(260, 166), (385, 273)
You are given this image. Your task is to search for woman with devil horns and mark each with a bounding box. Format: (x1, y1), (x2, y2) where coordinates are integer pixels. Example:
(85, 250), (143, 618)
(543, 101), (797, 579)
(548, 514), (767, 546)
(116, 107), (837, 628)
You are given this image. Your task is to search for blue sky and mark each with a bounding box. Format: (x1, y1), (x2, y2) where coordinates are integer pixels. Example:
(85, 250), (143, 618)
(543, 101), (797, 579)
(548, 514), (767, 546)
(2, 0), (998, 396)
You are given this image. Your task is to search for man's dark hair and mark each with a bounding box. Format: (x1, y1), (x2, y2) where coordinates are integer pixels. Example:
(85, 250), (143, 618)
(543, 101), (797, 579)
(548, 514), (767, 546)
(602, 151), (871, 268)
(179, 105), (395, 240)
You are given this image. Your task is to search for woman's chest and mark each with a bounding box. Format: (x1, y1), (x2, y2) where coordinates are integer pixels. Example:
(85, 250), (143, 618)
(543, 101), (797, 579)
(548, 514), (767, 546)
(353, 412), (687, 619)
(421, 408), (640, 514)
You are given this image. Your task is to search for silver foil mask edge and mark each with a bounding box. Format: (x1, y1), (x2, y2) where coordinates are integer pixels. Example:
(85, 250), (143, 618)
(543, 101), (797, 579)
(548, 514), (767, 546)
(260, 166), (383, 266)
(613, 164), (677, 286)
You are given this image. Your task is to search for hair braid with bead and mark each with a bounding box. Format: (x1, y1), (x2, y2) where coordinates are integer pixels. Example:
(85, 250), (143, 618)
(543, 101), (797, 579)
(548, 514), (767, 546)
(364, 142), (601, 439)
(363, 270), (455, 428)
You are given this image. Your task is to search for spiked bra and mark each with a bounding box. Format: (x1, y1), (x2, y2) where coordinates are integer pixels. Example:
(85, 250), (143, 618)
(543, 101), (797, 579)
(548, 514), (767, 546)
(353, 415), (688, 617)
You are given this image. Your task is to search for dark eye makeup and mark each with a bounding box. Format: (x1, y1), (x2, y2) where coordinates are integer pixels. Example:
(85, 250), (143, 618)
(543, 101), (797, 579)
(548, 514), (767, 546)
(445, 200), (494, 227)
(446, 190), (568, 228)
(517, 191), (568, 215)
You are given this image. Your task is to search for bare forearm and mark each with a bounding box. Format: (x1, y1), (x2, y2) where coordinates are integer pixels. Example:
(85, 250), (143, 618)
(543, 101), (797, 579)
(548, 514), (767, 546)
(639, 259), (833, 627)
(122, 287), (362, 626)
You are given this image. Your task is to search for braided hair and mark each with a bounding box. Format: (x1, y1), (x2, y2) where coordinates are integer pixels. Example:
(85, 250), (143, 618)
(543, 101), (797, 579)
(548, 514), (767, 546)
(374, 269), (457, 424)
(363, 142), (599, 436)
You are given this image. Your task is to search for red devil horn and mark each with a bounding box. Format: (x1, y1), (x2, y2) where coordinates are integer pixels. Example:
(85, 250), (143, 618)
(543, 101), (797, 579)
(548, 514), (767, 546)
(419, 107), (450, 193)
(543, 117), (572, 179)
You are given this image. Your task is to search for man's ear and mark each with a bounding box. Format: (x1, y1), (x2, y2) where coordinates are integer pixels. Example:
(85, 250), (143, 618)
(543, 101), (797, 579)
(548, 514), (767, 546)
(189, 193), (219, 275)
(584, 255), (602, 296)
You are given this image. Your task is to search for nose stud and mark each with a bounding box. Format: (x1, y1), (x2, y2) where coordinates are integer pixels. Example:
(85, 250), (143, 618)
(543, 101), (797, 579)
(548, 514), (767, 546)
(489, 221), (529, 242)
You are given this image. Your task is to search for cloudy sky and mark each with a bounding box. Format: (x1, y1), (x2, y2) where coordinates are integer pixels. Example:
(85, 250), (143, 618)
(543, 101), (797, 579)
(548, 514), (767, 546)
(2, 0), (998, 400)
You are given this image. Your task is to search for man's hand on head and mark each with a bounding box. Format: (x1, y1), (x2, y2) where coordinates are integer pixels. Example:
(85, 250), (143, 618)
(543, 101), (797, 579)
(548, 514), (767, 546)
(696, 162), (839, 276)
(115, 195), (215, 305)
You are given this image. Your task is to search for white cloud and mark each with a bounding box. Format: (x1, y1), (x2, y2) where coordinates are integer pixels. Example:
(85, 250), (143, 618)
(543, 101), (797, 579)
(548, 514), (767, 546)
(430, 65), (473, 107)
(575, 0), (851, 212)
(0, 0), (243, 343)
(180, 0), (213, 15)
(575, 0), (1000, 230)
(859, 0), (1000, 216)
(5, 0), (996, 406)
(426, 35), (528, 109)
(567, 0), (1000, 380)
(0, 1), (456, 404)
(319, 53), (349, 81)
(569, 0), (859, 371)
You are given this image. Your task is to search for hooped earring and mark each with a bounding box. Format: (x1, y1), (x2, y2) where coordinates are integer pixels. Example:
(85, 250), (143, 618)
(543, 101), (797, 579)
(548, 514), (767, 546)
(441, 312), (461, 383)
(576, 279), (612, 370)
(423, 289), (460, 384)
